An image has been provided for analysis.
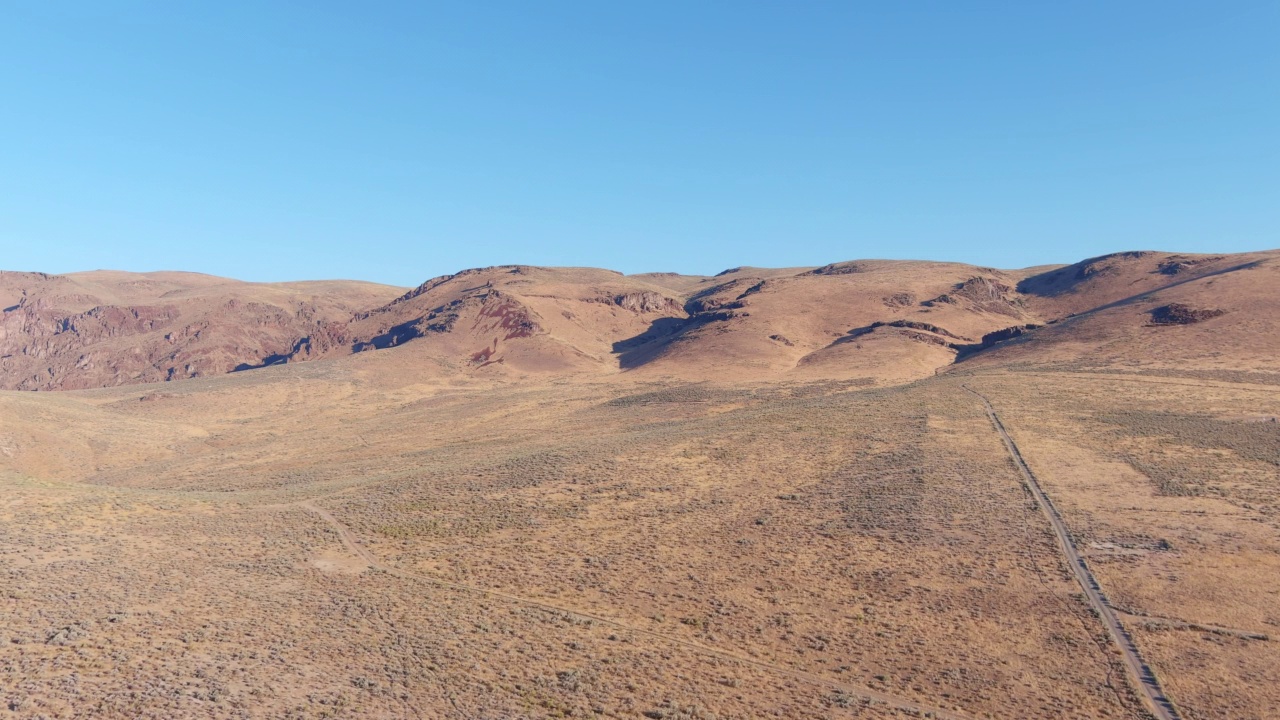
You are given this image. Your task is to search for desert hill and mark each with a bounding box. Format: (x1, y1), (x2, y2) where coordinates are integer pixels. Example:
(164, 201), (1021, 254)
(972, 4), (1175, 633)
(962, 249), (1280, 376)
(625, 259), (1042, 382)
(1, 249), (1276, 391)
(0, 270), (405, 390)
(274, 265), (692, 376)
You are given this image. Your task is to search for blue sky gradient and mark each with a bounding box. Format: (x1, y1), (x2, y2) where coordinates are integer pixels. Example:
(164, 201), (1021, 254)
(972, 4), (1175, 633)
(2, 2), (1276, 285)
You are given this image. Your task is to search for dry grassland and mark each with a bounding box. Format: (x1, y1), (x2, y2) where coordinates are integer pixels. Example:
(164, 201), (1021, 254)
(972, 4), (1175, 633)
(2, 355), (1276, 718)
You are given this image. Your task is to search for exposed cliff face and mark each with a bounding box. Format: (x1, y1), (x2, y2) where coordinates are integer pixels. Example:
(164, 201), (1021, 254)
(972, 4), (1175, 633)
(923, 276), (1027, 318)
(611, 291), (682, 315)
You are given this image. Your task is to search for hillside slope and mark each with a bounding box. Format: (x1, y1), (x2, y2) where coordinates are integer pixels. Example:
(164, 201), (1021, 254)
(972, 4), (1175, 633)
(0, 271), (405, 390)
(959, 249), (1280, 376)
(620, 260), (1044, 383)
(2, 248), (1276, 390)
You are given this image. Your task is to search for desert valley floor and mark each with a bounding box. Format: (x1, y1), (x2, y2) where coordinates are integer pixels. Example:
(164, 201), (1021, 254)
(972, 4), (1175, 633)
(1, 252), (1278, 719)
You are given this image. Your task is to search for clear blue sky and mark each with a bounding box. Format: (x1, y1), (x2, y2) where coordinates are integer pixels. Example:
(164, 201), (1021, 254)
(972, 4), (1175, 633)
(2, 2), (1276, 286)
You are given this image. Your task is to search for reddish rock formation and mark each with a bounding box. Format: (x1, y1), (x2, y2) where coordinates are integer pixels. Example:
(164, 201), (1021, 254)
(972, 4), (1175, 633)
(1149, 303), (1226, 325)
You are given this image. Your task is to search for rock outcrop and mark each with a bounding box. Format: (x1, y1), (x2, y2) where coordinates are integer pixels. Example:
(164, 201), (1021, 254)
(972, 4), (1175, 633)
(1149, 304), (1225, 325)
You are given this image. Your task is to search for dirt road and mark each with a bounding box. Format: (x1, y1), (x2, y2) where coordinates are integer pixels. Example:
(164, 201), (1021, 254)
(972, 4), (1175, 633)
(964, 386), (1182, 720)
(299, 501), (973, 720)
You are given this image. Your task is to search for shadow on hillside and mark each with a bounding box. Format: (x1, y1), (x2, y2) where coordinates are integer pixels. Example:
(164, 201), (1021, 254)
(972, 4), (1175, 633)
(233, 352), (291, 372)
(612, 317), (689, 369)
(352, 320), (423, 352)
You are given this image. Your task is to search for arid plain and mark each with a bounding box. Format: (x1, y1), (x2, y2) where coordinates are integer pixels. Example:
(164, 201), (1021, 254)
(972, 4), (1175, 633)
(2, 250), (1278, 719)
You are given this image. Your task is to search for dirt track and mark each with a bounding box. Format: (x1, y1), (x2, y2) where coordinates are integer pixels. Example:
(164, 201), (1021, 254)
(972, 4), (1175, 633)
(299, 501), (973, 720)
(964, 386), (1182, 720)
